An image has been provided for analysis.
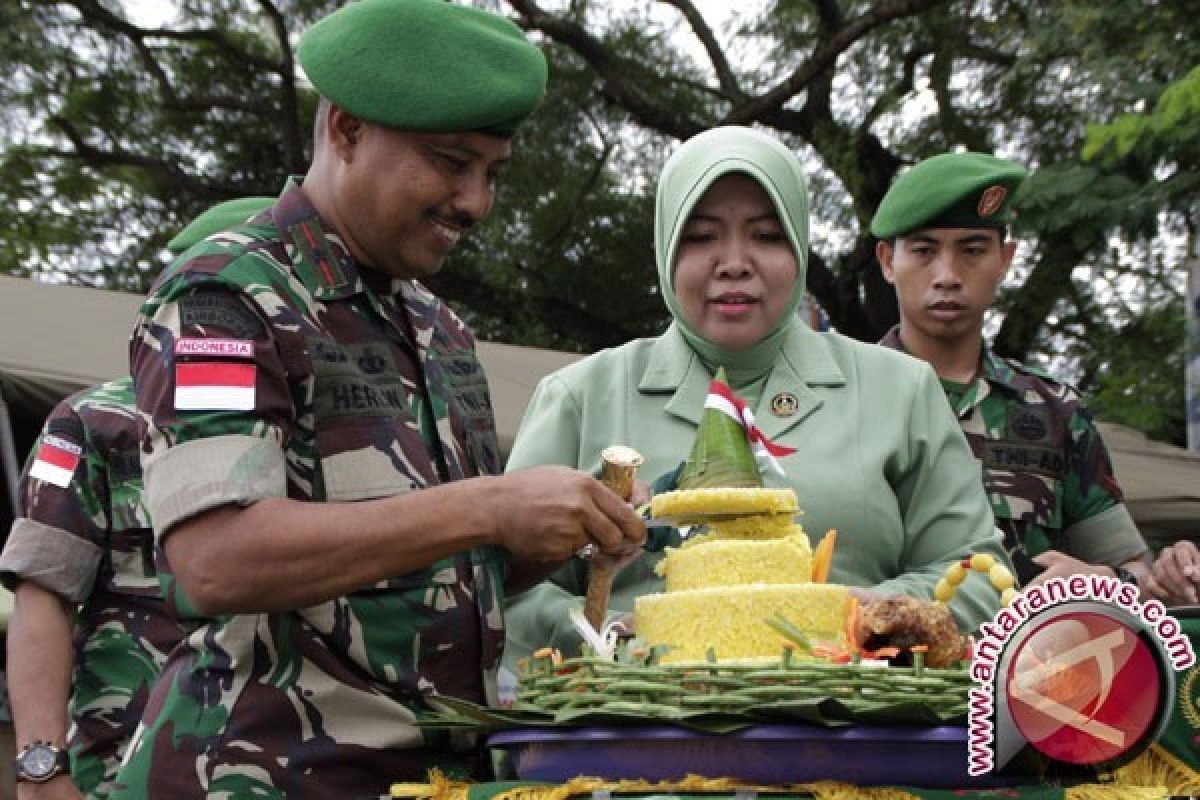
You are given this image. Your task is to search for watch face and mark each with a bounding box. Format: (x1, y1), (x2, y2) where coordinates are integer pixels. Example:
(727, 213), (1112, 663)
(20, 744), (60, 779)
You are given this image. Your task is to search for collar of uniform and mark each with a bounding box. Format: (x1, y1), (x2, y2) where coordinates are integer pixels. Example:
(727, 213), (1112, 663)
(397, 280), (444, 349)
(979, 344), (1044, 394)
(641, 322), (842, 429)
(272, 177), (364, 302)
(878, 325), (904, 351)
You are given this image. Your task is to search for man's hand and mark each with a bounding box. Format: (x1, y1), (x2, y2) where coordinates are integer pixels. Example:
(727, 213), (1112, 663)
(1027, 550), (1112, 586)
(1145, 541), (1200, 606)
(489, 466), (646, 565)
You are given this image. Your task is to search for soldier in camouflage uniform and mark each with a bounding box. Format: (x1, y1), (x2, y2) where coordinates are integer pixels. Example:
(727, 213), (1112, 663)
(115, 1), (644, 797)
(1, 378), (183, 798)
(873, 152), (1151, 589)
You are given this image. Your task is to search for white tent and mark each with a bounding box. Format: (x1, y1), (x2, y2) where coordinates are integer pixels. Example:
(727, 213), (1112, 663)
(2, 275), (1197, 548)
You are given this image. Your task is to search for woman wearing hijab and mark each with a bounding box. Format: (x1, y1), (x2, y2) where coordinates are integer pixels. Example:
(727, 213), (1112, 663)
(503, 126), (1008, 669)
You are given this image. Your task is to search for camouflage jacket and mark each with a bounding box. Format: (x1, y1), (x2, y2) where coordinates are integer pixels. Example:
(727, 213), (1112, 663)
(0, 377), (182, 798)
(117, 178), (504, 799)
(879, 327), (1146, 568)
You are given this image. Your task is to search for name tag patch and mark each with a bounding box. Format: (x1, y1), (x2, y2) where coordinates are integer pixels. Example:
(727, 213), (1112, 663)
(982, 442), (1065, 478)
(175, 362), (257, 411)
(30, 434), (83, 488)
(310, 338), (410, 419)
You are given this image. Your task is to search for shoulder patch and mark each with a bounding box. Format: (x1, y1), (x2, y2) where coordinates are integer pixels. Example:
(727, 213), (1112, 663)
(180, 289), (264, 339)
(30, 423), (84, 488)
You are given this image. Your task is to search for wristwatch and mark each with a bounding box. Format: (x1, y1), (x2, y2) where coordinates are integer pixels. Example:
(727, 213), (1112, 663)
(1113, 564), (1139, 587)
(14, 740), (70, 783)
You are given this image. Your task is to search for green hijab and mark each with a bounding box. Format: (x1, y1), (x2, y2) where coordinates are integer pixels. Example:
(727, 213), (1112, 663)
(654, 126), (810, 390)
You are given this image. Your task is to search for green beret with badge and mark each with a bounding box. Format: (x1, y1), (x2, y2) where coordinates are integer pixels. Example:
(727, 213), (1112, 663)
(297, 0), (548, 137)
(870, 152), (1028, 239)
(167, 196), (274, 255)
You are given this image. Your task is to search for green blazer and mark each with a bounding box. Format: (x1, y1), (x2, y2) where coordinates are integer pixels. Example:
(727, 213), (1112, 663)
(503, 322), (1010, 667)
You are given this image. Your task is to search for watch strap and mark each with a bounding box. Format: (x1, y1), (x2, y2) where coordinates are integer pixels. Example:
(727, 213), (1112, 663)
(1113, 564), (1139, 586)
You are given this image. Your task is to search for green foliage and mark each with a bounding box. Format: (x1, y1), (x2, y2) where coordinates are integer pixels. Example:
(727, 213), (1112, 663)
(0, 0), (1196, 444)
(1083, 300), (1189, 447)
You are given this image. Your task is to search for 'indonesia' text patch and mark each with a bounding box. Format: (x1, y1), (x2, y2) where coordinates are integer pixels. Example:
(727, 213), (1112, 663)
(175, 363), (257, 411)
(174, 338), (255, 358)
(30, 434), (83, 488)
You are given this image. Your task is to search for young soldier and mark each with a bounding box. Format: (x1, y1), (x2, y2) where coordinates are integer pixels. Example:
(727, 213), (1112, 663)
(118, 1), (644, 797)
(2, 379), (179, 798)
(873, 152), (1151, 589)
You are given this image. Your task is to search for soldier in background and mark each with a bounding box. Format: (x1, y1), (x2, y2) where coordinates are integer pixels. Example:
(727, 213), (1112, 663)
(0, 199), (277, 798)
(873, 152), (1152, 590)
(164, 197), (275, 256)
(117, 1), (643, 797)
(1, 379), (175, 798)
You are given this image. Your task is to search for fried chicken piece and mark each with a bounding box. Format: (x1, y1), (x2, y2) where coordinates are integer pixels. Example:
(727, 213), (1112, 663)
(857, 595), (967, 668)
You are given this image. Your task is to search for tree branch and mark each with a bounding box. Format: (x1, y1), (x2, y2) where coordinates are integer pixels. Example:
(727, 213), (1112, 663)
(256, 0), (307, 173)
(723, 0), (950, 125)
(506, 0), (708, 139)
(656, 0), (742, 98)
(61, 0), (279, 72)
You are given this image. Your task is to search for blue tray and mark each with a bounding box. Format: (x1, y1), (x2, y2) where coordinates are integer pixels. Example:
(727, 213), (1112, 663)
(490, 724), (1000, 787)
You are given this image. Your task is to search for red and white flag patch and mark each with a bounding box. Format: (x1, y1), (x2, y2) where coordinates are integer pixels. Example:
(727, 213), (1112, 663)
(30, 434), (83, 488)
(175, 362), (257, 411)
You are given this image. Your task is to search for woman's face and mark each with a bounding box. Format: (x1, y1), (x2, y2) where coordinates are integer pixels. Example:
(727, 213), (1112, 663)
(672, 173), (798, 351)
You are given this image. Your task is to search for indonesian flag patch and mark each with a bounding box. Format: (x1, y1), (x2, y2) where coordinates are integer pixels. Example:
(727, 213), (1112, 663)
(30, 434), (83, 488)
(175, 362), (257, 411)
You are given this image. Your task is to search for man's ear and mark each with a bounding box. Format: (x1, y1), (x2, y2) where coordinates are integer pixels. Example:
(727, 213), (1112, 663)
(326, 105), (364, 162)
(999, 238), (1018, 280)
(876, 239), (896, 284)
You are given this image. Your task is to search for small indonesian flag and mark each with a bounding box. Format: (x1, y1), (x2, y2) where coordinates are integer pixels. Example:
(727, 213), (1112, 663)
(704, 379), (797, 477)
(30, 434), (82, 488)
(175, 362), (256, 411)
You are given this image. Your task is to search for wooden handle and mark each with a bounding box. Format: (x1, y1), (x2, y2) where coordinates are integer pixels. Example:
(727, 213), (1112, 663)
(583, 446), (643, 631)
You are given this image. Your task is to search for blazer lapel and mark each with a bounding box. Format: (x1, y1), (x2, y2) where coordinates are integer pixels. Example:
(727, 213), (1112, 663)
(755, 326), (844, 443)
(639, 324), (710, 428)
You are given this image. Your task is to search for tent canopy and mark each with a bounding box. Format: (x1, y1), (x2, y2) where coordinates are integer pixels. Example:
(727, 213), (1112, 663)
(1, 276), (1197, 548)
(0, 275), (577, 456)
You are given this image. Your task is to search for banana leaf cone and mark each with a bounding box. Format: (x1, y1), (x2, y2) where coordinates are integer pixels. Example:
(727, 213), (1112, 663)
(677, 367), (763, 489)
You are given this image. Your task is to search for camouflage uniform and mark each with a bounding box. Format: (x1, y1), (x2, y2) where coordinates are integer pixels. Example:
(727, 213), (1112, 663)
(0, 378), (183, 798)
(116, 178), (505, 799)
(880, 328), (1146, 567)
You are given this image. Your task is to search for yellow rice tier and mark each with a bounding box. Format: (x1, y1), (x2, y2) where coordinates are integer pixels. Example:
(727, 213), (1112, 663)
(651, 487), (798, 517)
(635, 583), (851, 664)
(706, 514), (802, 540)
(659, 534), (813, 590)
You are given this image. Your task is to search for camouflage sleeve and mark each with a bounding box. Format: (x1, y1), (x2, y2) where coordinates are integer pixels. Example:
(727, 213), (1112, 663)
(1060, 405), (1147, 564)
(131, 271), (290, 536)
(0, 400), (103, 602)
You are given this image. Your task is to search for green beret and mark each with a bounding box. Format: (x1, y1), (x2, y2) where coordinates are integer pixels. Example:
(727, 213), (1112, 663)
(297, 0), (548, 137)
(870, 152), (1028, 239)
(167, 197), (274, 254)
